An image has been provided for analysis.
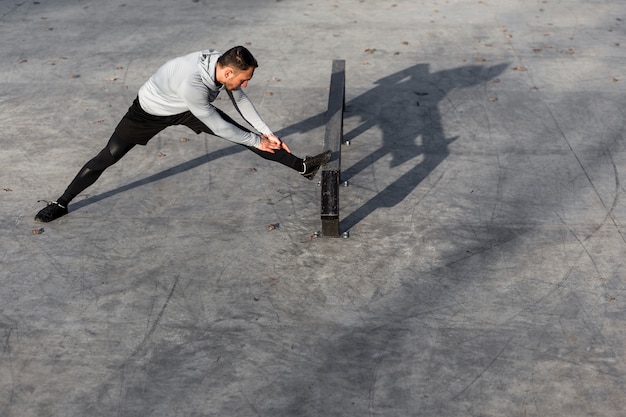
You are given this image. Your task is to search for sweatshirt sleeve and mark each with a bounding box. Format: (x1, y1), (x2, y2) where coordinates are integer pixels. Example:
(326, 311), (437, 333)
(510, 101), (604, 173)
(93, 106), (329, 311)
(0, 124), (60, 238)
(227, 88), (273, 136)
(179, 76), (261, 148)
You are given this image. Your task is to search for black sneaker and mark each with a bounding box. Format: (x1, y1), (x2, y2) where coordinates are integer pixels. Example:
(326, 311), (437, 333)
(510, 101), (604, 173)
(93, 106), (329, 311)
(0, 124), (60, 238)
(35, 201), (68, 222)
(301, 150), (332, 180)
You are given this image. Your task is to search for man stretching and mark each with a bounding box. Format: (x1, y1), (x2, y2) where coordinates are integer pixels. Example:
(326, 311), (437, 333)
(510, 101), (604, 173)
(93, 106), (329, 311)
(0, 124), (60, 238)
(35, 46), (330, 222)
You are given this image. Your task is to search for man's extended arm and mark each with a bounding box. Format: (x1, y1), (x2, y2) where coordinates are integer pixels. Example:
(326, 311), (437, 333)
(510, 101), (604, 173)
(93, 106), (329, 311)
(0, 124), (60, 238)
(228, 88), (291, 153)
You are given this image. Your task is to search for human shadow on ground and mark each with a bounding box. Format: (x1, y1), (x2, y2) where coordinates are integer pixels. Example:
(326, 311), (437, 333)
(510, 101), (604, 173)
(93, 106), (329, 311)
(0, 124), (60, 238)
(280, 61), (509, 231)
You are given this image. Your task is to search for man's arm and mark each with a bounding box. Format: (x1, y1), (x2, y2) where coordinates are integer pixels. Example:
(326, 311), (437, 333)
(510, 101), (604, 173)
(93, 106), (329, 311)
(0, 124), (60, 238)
(228, 89), (291, 153)
(227, 88), (271, 134)
(180, 78), (261, 148)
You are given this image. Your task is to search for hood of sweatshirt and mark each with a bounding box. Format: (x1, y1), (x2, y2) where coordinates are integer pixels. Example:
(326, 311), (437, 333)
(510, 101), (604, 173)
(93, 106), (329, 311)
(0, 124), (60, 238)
(198, 49), (223, 91)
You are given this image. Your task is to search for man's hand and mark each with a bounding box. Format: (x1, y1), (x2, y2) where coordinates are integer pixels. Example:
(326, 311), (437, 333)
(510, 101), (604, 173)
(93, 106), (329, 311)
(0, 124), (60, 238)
(258, 133), (291, 153)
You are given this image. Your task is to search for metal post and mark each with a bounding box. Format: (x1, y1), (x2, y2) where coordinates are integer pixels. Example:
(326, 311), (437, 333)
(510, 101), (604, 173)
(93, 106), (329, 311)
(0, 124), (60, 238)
(320, 60), (345, 237)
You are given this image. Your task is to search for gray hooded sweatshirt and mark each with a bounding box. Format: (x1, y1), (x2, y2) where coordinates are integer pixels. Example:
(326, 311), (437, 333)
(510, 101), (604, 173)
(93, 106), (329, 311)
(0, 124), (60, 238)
(137, 50), (272, 148)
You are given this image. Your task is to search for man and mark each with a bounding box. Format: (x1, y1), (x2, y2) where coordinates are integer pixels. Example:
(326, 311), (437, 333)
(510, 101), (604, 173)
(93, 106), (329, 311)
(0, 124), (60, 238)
(35, 46), (331, 222)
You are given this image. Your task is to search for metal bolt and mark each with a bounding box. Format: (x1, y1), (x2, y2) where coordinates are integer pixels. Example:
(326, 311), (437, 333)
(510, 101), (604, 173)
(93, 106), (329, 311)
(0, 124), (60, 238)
(341, 231), (350, 238)
(342, 180), (349, 187)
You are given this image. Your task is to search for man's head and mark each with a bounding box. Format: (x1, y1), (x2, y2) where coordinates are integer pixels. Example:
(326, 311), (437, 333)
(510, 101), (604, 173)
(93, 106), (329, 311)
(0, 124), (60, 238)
(216, 46), (258, 90)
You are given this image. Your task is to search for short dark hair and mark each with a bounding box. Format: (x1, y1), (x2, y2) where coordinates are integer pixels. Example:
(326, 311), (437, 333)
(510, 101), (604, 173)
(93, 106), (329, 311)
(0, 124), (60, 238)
(218, 46), (258, 71)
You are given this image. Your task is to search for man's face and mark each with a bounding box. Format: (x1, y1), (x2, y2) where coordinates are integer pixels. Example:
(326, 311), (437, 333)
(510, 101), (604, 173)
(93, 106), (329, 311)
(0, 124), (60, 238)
(223, 67), (255, 91)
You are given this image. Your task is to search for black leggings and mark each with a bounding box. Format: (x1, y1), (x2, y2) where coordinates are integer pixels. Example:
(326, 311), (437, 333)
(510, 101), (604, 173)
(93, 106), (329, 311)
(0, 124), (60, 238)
(58, 98), (303, 206)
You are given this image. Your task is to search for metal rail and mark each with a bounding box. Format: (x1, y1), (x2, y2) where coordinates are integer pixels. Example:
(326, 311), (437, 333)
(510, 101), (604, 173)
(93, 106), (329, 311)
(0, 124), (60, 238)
(320, 60), (346, 238)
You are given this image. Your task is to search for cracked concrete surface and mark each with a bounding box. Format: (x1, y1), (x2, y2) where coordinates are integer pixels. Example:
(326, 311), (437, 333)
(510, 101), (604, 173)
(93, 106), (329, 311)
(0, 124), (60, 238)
(1, 1), (625, 416)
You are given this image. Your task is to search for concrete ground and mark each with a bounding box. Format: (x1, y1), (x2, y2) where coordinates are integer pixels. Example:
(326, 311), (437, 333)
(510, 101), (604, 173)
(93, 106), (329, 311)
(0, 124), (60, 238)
(1, 0), (625, 416)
